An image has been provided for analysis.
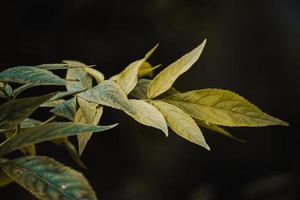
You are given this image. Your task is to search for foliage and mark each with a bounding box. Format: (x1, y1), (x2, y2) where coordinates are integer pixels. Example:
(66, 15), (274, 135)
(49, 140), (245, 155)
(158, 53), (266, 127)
(0, 40), (288, 199)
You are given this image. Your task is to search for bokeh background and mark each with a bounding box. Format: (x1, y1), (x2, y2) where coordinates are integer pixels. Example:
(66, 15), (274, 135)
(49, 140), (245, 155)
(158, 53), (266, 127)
(0, 0), (299, 199)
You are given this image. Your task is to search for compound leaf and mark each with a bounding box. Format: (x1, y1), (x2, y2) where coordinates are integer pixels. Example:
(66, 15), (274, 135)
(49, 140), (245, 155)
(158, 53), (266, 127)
(0, 66), (66, 85)
(147, 40), (206, 98)
(0, 156), (97, 200)
(164, 89), (289, 127)
(0, 122), (117, 156)
(151, 100), (210, 150)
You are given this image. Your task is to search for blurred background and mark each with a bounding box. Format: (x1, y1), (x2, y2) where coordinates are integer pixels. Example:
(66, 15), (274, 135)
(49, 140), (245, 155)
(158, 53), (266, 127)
(0, 0), (299, 199)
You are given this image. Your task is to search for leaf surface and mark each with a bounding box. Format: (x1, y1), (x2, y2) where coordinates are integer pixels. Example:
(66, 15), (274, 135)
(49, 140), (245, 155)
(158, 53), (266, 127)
(0, 169), (12, 187)
(77, 80), (136, 114)
(147, 40), (206, 98)
(151, 100), (209, 150)
(127, 99), (168, 136)
(164, 89), (289, 127)
(0, 122), (117, 156)
(0, 66), (66, 85)
(1, 156), (97, 200)
(51, 97), (77, 121)
(75, 97), (103, 155)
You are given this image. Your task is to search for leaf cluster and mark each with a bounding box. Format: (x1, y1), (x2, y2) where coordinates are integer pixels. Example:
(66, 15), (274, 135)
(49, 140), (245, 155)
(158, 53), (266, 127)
(0, 40), (288, 199)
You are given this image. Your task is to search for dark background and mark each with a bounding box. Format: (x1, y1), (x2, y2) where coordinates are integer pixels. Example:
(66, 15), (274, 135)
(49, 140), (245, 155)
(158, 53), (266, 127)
(0, 0), (299, 199)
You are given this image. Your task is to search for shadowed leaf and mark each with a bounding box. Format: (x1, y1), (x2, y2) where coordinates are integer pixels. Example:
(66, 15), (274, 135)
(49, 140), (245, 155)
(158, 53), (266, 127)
(75, 97), (103, 156)
(0, 156), (97, 200)
(0, 169), (12, 188)
(0, 93), (56, 129)
(0, 122), (117, 156)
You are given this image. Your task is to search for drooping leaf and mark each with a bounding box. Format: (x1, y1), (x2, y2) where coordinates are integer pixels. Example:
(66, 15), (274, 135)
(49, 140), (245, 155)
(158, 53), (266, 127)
(0, 122), (117, 156)
(0, 169), (12, 187)
(195, 119), (245, 142)
(147, 40), (207, 98)
(0, 66), (66, 85)
(115, 44), (158, 94)
(138, 62), (161, 78)
(0, 156), (97, 200)
(51, 97), (77, 121)
(75, 97), (103, 155)
(52, 137), (87, 169)
(0, 93), (56, 129)
(66, 66), (93, 92)
(77, 80), (136, 114)
(164, 89), (289, 127)
(63, 60), (95, 68)
(127, 99), (168, 136)
(36, 63), (92, 70)
(151, 100), (210, 150)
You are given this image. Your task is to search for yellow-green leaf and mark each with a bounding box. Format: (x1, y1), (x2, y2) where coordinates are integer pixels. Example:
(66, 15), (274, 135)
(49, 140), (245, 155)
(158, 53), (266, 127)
(151, 100), (210, 150)
(138, 62), (161, 78)
(0, 122), (117, 156)
(77, 80), (136, 114)
(0, 66), (66, 85)
(75, 97), (103, 155)
(195, 119), (245, 142)
(147, 40), (206, 98)
(0, 156), (97, 200)
(115, 44), (159, 94)
(127, 99), (168, 136)
(164, 89), (289, 127)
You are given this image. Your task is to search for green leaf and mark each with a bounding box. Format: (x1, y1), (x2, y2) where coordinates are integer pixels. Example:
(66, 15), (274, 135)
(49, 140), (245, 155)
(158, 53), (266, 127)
(130, 79), (151, 99)
(147, 40), (207, 98)
(75, 97), (103, 156)
(0, 93), (56, 129)
(52, 137), (87, 169)
(0, 122), (117, 156)
(77, 80), (136, 114)
(195, 119), (245, 142)
(138, 62), (161, 78)
(164, 89), (289, 127)
(50, 89), (86, 101)
(151, 100), (210, 150)
(0, 66), (66, 85)
(66, 67), (93, 92)
(115, 44), (158, 94)
(127, 99), (168, 136)
(0, 169), (12, 187)
(0, 83), (13, 99)
(63, 60), (95, 68)
(13, 83), (36, 98)
(51, 97), (77, 121)
(0, 156), (97, 200)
